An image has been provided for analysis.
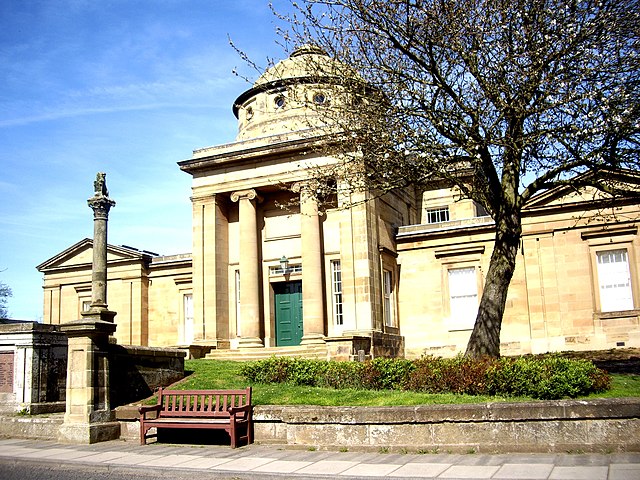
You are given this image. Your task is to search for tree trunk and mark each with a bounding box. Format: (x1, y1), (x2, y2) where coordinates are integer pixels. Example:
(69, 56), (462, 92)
(465, 213), (522, 358)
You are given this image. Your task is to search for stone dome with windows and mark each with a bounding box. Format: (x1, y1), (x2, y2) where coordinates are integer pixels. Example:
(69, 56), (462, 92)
(233, 45), (353, 141)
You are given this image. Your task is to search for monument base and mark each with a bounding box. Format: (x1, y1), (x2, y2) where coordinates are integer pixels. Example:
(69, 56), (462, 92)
(58, 421), (120, 444)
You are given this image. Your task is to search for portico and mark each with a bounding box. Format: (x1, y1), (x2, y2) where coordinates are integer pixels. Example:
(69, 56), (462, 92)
(177, 46), (403, 355)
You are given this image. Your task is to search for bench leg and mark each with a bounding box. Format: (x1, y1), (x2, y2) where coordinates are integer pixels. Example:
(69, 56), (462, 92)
(229, 422), (237, 449)
(140, 423), (149, 446)
(247, 418), (253, 445)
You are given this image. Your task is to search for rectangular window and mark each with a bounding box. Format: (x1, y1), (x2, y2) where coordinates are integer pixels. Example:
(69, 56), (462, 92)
(182, 294), (194, 344)
(331, 260), (343, 326)
(597, 249), (633, 312)
(269, 264), (302, 275)
(426, 207), (450, 223)
(448, 267), (478, 330)
(81, 299), (91, 313)
(235, 270), (241, 336)
(383, 269), (397, 327)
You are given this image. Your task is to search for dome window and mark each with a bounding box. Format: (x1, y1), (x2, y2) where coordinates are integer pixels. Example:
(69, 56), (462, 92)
(245, 106), (254, 121)
(313, 92), (327, 105)
(274, 95), (286, 109)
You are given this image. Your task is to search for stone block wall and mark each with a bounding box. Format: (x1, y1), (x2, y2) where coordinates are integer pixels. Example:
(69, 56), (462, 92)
(0, 322), (67, 414)
(253, 398), (640, 453)
(109, 344), (185, 407)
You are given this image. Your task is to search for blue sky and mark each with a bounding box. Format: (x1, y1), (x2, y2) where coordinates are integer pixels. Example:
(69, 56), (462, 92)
(0, 1), (288, 319)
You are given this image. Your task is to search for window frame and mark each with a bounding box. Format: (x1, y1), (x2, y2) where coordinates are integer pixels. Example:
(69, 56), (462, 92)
(181, 293), (194, 344)
(383, 269), (398, 328)
(330, 260), (344, 327)
(426, 206), (450, 224)
(445, 265), (480, 331)
(595, 248), (635, 313)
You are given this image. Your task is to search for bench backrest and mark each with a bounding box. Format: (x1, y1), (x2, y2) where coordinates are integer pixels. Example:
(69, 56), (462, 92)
(156, 387), (252, 418)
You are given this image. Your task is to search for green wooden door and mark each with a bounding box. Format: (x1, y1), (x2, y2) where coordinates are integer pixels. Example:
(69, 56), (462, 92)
(274, 281), (303, 346)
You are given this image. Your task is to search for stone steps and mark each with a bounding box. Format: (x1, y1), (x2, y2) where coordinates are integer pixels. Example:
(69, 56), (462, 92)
(204, 344), (328, 361)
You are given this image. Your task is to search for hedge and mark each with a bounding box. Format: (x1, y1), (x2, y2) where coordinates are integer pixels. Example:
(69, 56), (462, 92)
(240, 354), (611, 400)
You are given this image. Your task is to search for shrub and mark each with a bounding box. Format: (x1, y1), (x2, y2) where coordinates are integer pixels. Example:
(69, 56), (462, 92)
(486, 355), (612, 400)
(288, 358), (327, 386)
(363, 358), (416, 390)
(319, 361), (364, 389)
(403, 355), (496, 395)
(240, 356), (293, 384)
(240, 354), (611, 400)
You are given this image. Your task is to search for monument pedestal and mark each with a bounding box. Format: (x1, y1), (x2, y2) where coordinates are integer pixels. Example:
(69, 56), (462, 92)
(58, 315), (120, 444)
(58, 421), (120, 444)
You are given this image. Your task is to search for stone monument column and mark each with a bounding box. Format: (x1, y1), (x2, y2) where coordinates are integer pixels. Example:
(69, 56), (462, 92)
(297, 183), (326, 345)
(58, 173), (119, 444)
(231, 189), (263, 348)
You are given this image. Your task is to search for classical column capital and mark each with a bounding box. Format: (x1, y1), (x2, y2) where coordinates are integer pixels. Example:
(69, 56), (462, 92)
(87, 172), (116, 220)
(230, 189), (263, 203)
(291, 181), (314, 194)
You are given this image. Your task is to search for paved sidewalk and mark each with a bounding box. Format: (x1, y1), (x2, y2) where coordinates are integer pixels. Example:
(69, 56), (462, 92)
(0, 438), (638, 479)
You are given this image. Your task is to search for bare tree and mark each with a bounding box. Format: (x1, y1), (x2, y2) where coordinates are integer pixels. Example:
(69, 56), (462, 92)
(256, 0), (640, 357)
(0, 281), (12, 319)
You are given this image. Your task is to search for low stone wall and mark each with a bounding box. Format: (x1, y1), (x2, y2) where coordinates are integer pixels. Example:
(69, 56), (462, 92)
(253, 398), (640, 453)
(109, 345), (185, 407)
(3, 398), (639, 452)
(0, 413), (63, 439)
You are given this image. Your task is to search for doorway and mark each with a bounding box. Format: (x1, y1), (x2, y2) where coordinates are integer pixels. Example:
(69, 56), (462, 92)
(274, 281), (303, 346)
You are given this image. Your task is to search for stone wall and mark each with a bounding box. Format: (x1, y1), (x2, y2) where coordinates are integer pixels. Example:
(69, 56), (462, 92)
(253, 398), (640, 453)
(326, 333), (405, 361)
(0, 323), (186, 414)
(0, 322), (67, 414)
(109, 344), (185, 407)
(6, 398), (637, 453)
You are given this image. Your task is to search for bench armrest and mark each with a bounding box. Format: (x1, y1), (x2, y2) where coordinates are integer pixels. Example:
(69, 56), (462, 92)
(138, 404), (162, 418)
(228, 404), (253, 418)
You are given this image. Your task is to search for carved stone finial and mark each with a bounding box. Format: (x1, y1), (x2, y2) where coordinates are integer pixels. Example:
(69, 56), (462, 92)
(93, 172), (108, 196)
(88, 172), (115, 219)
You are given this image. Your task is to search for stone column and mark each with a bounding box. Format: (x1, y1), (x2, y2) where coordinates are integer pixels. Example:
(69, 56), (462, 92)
(85, 172), (116, 322)
(231, 189), (263, 348)
(59, 173), (119, 444)
(297, 183), (326, 344)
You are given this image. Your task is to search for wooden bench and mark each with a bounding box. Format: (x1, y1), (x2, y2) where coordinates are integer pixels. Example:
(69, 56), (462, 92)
(138, 387), (253, 448)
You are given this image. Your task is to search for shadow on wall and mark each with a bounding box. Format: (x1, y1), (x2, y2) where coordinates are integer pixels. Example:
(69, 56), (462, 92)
(109, 344), (186, 407)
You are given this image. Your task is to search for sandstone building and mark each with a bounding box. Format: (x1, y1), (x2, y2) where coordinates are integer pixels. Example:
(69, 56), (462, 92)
(38, 47), (640, 359)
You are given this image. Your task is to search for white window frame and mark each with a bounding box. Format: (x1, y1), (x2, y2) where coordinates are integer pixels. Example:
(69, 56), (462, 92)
(383, 269), (398, 327)
(331, 260), (344, 326)
(596, 248), (634, 312)
(426, 206), (450, 223)
(182, 293), (194, 344)
(447, 266), (479, 330)
(81, 299), (91, 314)
(235, 269), (241, 337)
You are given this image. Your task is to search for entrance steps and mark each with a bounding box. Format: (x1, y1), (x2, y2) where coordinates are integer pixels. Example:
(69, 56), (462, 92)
(204, 344), (328, 361)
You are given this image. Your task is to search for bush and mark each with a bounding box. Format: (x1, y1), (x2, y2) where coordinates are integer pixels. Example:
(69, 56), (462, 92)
(486, 355), (612, 400)
(240, 354), (611, 400)
(403, 355), (497, 395)
(319, 361), (364, 389)
(364, 358), (416, 390)
(240, 356), (293, 384)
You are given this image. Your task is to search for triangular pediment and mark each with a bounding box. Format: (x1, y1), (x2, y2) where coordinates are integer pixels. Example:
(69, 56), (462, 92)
(37, 239), (152, 272)
(524, 168), (640, 210)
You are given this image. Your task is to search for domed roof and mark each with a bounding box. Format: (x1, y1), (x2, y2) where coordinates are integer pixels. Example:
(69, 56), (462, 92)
(231, 45), (366, 141)
(254, 45), (345, 87)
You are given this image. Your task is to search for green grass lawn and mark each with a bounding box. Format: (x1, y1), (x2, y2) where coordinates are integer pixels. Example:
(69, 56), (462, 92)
(173, 359), (640, 406)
